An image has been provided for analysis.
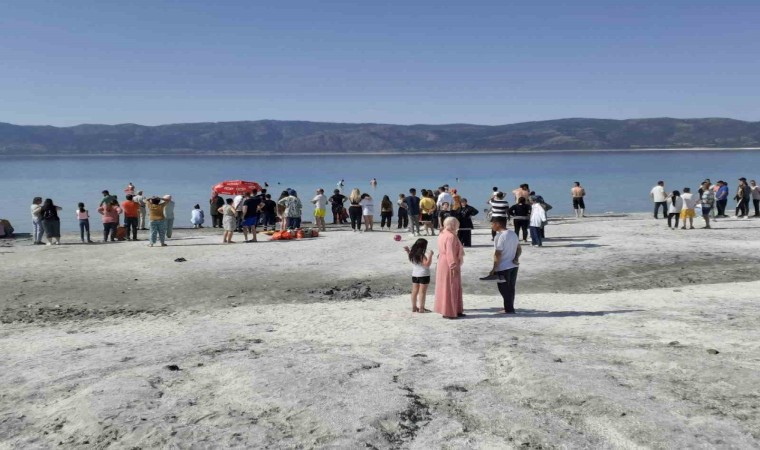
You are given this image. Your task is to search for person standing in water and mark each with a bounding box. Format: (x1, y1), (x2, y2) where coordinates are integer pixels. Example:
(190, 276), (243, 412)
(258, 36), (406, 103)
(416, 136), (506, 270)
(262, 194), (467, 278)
(370, 178), (377, 188)
(571, 182), (586, 218)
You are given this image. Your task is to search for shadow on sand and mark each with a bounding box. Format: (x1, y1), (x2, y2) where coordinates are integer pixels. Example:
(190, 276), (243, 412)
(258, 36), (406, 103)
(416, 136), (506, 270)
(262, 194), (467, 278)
(461, 307), (643, 319)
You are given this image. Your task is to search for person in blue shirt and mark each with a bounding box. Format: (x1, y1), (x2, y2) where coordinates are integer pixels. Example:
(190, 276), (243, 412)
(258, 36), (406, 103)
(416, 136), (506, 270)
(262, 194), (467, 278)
(715, 181), (729, 218)
(404, 188), (421, 236)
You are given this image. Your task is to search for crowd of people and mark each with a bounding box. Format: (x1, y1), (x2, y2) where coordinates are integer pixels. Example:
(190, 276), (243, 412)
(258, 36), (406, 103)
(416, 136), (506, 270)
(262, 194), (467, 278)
(649, 177), (760, 229)
(28, 185), (177, 247)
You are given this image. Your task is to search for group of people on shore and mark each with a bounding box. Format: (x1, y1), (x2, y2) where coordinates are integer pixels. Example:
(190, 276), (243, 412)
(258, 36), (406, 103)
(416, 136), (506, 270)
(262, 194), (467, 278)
(650, 177), (760, 229)
(29, 184), (178, 247)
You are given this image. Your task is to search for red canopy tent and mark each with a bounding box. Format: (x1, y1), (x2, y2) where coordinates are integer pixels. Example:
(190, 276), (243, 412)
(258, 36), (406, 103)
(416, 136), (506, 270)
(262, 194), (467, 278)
(212, 180), (263, 196)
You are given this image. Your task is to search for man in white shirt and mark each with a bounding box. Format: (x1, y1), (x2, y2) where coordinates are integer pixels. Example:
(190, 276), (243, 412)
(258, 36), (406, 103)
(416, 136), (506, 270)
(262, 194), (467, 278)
(436, 186), (453, 209)
(480, 216), (521, 314)
(650, 181), (667, 219)
(233, 193), (245, 231)
(311, 188), (328, 232)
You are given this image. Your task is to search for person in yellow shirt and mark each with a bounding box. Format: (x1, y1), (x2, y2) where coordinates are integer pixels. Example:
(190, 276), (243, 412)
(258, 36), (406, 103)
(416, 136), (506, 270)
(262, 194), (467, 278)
(419, 190), (436, 236)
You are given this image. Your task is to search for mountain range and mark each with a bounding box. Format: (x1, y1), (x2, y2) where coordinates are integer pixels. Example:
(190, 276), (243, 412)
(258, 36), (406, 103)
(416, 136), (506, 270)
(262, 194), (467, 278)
(1, 118), (759, 155)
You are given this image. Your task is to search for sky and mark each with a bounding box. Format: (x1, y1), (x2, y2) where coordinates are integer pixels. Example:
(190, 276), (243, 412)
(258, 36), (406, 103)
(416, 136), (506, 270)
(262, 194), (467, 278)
(1, 0), (759, 127)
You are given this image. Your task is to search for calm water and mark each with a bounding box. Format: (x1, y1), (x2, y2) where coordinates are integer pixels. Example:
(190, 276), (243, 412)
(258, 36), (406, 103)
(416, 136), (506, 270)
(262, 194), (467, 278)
(1, 151), (757, 233)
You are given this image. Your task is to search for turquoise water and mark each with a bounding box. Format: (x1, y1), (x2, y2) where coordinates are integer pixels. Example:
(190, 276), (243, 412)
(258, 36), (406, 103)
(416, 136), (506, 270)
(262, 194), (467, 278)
(1, 151), (757, 232)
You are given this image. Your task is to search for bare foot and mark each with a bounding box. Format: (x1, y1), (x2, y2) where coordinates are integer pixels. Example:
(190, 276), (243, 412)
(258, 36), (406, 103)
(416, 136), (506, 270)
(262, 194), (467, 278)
(412, 307), (419, 313)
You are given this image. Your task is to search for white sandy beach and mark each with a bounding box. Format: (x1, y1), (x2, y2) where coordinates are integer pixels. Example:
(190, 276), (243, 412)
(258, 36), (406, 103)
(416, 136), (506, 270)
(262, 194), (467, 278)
(1, 214), (759, 448)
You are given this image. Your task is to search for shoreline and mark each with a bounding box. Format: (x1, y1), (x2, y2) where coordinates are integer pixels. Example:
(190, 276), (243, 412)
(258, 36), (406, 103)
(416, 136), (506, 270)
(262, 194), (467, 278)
(3, 147), (760, 158)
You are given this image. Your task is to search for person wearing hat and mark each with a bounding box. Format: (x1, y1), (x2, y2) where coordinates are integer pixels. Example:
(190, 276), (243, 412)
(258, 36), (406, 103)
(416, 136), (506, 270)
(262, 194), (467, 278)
(162, 195), (176, 238)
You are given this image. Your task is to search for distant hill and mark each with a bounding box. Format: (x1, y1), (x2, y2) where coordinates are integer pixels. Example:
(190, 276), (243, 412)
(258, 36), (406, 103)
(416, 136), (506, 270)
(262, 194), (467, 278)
(1, 118), (759, 155)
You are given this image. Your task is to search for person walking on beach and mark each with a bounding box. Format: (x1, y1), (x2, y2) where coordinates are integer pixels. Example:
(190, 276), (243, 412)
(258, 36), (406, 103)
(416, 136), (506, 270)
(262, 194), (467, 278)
(405, 188), (421, 236)
(163, 195), (176, 238)
(219, 198), (237, 243)
(650, 181), (667, 219)
(571, 182), (586, 218)
(489, 192), (510, 240)
(508, 197), (531, 242)
(329, 189), (347, 225)
(278, 190), (303, 230)
(30, 197), (44, 245)
(700, 181), (715, 229)
(481, 216), (521, 314)
(529, 197), (546, 247)
(133, 191), (148, 230)
(750, 180), (760, 217)
(420, 190), (436, 236)
(434, 217), (465, 319)
(191, 204), (205, 228)
(380, 195), (394, 230)
(346, 188), (362, 231)
(397, 193), (409, 230)
(403, 238), (434, 313)
(715, 181), (729, 218)
(76, 202), (93, 243)
(455, 198), (478, 247)
(147, 196), (169, 247)
(311, 188), (328, 232)
(735, 178), (751, 218)
(337, 179), (345, 193)
(40, 199), (62, 245)
(97, 200), (122, 242)
(210, 192), (224, 228)
(667, 190), (683, 230)
(360, 193), (375, 231)
(679, 187), (696, 229)
(121, 194), (140, 241)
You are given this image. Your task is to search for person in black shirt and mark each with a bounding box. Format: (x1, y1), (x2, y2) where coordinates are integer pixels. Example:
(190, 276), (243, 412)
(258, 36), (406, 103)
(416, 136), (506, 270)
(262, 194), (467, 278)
(508, 197), (531, 242)
(241, 191), (262, 242)
(455, 198), (478, 247)
(260, 194), (277, 231)
(329, 189), (347, 224)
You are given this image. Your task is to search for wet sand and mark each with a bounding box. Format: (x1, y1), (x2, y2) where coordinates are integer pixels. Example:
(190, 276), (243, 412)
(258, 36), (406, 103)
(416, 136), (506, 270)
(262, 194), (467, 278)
(1, 214), (759, 447)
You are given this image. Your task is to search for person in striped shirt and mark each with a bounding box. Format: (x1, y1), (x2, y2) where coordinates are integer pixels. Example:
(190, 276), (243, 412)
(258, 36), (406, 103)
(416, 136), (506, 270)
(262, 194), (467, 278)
(489, 192), (510, 240)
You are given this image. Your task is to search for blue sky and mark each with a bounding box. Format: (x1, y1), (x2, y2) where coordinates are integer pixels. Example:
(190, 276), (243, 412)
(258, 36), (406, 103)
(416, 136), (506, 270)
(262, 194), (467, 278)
(1, 0), (759, 126)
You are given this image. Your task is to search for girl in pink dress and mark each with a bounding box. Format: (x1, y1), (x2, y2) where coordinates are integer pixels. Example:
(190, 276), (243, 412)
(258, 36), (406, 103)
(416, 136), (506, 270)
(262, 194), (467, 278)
(434, 217), (465, 319)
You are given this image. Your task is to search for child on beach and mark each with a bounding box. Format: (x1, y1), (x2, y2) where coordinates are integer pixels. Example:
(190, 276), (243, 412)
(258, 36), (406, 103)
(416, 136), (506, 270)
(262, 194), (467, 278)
(404, 238), (434, 313)
(76, 202), (93, 243)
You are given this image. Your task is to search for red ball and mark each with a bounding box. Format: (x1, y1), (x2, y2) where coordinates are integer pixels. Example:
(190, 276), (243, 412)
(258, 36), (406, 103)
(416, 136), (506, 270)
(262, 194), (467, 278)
(394, 234), (402, 241)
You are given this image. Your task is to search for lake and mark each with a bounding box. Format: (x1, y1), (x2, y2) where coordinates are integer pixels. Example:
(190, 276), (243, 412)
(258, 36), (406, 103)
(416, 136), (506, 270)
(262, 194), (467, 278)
(1, 150), (757, 232)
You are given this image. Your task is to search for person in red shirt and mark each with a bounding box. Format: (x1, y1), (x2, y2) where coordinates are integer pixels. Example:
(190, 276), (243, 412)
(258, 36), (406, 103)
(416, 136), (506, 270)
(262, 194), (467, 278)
(121, 194), (140, 240)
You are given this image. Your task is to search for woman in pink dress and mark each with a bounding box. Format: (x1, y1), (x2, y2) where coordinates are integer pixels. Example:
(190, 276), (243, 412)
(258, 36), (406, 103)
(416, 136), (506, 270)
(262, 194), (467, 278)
(434, 217), (465, 319)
